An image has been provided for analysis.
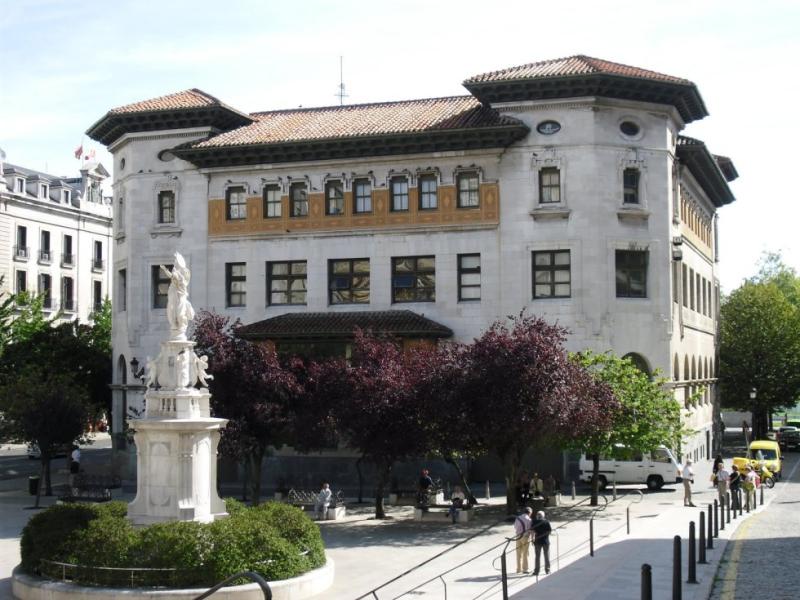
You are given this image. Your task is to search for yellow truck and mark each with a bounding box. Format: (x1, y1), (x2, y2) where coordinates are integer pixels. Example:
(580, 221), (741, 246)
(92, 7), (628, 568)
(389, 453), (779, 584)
(732, 440), (782, 479)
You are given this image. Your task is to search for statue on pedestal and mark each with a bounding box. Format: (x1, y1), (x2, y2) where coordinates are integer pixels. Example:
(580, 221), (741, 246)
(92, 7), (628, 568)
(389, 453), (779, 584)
(160, 252), (195, 340)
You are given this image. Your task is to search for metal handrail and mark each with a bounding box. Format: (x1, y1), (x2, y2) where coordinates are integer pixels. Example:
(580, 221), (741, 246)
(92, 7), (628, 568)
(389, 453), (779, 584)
(194, 571), (271, 600)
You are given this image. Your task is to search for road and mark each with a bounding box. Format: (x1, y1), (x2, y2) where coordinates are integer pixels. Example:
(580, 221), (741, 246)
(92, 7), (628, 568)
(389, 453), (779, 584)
(0, 435), (113, 481)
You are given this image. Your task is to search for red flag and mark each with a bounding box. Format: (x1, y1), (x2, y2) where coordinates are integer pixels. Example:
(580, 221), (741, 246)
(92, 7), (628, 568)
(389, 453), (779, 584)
(74, 144), (83, 159)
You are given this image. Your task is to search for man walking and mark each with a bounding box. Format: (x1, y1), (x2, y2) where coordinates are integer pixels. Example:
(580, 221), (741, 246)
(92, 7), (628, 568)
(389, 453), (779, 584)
(513, 507), (533, 574)
(531, 510), (552, 576)
(716, 460), (730, 506)
(315, 482), (333, 520)
(682, 458), (695, 507)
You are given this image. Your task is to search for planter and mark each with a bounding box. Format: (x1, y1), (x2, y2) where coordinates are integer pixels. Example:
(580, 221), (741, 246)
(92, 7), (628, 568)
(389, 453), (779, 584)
(12, 558), (334, 600)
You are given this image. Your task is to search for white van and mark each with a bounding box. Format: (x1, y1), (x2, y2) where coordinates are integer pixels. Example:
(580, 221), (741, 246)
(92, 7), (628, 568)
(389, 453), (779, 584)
(579, 446), (680, 490)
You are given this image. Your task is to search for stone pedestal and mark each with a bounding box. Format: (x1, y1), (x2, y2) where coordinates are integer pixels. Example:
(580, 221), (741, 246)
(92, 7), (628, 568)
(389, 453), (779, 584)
(128, 339), (228, 525)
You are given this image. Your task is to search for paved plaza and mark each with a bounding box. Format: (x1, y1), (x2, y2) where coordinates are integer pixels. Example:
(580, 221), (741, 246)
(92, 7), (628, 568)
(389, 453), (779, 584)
(1, 442), (797, 600)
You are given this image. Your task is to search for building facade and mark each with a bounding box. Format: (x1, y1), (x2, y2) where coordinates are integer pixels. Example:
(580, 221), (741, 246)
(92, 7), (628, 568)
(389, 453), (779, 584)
(0, 149), (114, 324)
(88, 56), (736, 466)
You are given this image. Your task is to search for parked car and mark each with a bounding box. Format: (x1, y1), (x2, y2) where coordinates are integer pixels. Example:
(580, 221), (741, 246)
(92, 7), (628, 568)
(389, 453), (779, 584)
(26, 444), (68, 460)
(579, 445), (680, 490)
(778, 426), (800, 450)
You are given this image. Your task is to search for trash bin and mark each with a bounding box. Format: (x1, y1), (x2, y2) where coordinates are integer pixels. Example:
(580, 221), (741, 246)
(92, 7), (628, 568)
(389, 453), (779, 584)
(29, 475), (40, 496)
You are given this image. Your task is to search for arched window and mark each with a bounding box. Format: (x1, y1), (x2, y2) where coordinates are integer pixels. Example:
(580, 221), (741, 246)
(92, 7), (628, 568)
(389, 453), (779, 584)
(684, 356), (690, 381)
(673, 354), (680, 381)
(116, 354), (127, 385)
(691, 356), (696, 381)
(623, 352), (651, 377)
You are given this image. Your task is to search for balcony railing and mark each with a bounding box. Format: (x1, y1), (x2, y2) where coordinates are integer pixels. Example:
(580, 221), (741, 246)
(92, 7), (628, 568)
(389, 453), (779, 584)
(92, 258), (105, 271)
(14, 245), (29, 260)
(61, 253), (74, 267)
(38, 249), (52, 264)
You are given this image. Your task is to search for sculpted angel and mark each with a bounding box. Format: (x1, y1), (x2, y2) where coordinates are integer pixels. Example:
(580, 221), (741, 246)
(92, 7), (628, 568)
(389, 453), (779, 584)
(161, 252), (195, 339)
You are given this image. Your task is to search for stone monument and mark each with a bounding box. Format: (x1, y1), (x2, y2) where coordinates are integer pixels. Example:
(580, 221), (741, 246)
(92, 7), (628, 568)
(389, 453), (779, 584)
(128, 252), (228, 525)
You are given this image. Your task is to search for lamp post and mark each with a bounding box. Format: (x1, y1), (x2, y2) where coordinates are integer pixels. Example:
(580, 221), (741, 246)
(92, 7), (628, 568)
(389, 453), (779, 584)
(749, 388), (757, 441)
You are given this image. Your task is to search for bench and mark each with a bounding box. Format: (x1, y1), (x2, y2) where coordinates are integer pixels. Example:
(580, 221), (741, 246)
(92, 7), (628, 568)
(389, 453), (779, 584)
(286, 488), (346, 520)
(58, 474), (121, 503)
(413, 506), (473, 523)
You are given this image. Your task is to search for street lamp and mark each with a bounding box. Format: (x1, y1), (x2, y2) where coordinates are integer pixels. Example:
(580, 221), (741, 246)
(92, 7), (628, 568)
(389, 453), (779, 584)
(749, 388), (757, 401)
(130, 357), (145, 382)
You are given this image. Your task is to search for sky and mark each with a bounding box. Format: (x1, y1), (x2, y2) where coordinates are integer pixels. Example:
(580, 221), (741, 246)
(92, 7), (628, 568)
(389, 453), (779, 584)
(1, 0), (798, 293)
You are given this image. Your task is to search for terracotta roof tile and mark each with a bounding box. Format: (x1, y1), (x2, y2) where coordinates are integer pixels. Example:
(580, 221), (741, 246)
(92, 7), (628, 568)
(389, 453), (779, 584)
(108, 88), (220, 114)
(192, 96), (519, 148)
(236, 310), (453, 340)
(465, 55), (691, 85)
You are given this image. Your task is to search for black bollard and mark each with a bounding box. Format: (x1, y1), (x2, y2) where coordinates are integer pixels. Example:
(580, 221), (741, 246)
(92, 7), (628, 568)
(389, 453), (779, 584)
(699, 511), (707, 564)
(707, 504), (713, 549)
(590, 518), (594, 557)
(501, 550), (508, 600)
(642, 563), (653, 600)
(687, 521), (698, 584)
(721, 494), (726, 529)
(760, 482), (764, 506)
(728, 492), (732, 522)
(713, 499), (718, 538)
(739, 489), (743, 517)
(627, 506), (631, 535)
(673, 535), (682, 600)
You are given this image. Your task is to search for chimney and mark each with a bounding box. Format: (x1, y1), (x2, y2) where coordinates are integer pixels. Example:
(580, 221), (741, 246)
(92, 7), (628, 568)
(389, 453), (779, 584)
(0, 147), (6, 192)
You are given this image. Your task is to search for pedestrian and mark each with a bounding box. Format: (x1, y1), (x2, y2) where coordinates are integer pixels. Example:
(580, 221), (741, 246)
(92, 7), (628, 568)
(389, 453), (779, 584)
(530, 472), (544, 498)
(743, 465), (757, 510)
(448, 485), (466, 523)
(417, 469), (434, 509)
(729, 465), (741, 510)
(69, 445), (81, 486)
(531, 510), (552, 575)
(314, 482), (333, 520)
(513, 507), (533, 574)
(542, 475), (557, 506)
(715, 461), (730, 505)
(711, 453), (723, 487)
(681, 458), (695, 507)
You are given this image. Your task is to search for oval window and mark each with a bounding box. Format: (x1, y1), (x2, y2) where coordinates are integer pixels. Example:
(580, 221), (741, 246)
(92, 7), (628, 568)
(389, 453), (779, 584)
(158, 150), (175, 162)
(119, 158), (126, 171)
(620, 121), (640, 136)
(537, 120), (561, 135)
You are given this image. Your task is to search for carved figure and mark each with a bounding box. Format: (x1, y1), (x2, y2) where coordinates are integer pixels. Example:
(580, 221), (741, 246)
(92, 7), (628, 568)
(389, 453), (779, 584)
(175, 350), (190, 389)
(194, 353), (214, 388)
(145, 356), (159, 388)
(160, 252), (195, 339)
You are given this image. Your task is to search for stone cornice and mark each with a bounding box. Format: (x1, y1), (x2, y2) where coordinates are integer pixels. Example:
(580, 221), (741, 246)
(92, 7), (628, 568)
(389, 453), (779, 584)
(0, 192), (112, 226)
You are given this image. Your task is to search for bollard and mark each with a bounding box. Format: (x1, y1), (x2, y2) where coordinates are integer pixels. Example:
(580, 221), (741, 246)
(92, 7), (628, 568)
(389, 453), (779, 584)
(571, 480), (576, 500)
(760, 482), (764, 506)
(687, 521), (698, 584)
(699, 511), (707, 564)
(707, 504), (713, 549)
(713, 499), (718, 538)
(728, 492), (732, 523)
(721, 494), (726, 529)
(627, 506), (630, 535)
(500, 549), (508, 600)
(672, 535), (682, 600)
(738, 489), (743, 517)
(486, 480), (491, 500)
(613, 477), (617, 501)
(590, 518), (594, 557)
(641, 563), (652, 600)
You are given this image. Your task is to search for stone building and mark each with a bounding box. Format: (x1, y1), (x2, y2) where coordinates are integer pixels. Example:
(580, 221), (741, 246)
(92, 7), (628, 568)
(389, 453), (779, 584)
(0, 149), (113, 325)
(88, 55), (736, 476)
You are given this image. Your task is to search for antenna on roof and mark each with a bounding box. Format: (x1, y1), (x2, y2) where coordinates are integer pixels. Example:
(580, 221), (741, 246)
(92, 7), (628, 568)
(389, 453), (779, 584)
(335, 56), (348, 106)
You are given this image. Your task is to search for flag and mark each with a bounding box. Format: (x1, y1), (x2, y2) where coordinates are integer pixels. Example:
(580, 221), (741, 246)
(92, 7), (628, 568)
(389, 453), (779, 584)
(88, 149), (96, 160)
(74, 144), (83, 159)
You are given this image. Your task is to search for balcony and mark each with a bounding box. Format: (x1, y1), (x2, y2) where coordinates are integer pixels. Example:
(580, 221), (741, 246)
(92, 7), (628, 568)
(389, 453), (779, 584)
(38, 249), (52, 264)
(61, 253), (74, 267)
(92, 258), (105, 272)
(13, 245), (29, 261)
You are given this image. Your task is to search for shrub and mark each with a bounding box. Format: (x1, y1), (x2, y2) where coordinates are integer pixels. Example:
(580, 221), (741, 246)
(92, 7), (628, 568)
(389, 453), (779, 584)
(249, 502), (326, 568)
(67, 516), (138, 568)
(135, 521), (213, 569)
(224, 497), (246, 515)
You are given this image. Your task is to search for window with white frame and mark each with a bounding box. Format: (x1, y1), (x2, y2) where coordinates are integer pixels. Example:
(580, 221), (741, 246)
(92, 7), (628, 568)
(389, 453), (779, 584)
(157, 190), (175, 224)
(457, 254), (481, 301)
(539, 167), (561, 204)
(290, 182), (308, 217)
(354, 179), (372, 213)
(419, 174), (438, 210)
(326, 180), (345, 215)
(533, 250), (571, 298)
(263, 185), (281, 218)
(226, 186), (247, 220)
(457, 171), (480, 208)
(390, 176), (409, 211)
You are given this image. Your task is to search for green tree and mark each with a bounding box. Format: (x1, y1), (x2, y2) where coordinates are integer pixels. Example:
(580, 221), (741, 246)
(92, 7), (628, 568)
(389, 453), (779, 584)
(0, 367), (90, 506)
(0, 280), (54, 355)
(719, 281), (800, 439)
(571, 352), (684, 504)
(751, 251), (800, 308)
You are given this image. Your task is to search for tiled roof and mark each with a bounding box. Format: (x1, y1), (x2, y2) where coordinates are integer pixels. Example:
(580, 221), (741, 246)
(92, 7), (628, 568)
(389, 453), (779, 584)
(236, 310), (453, 340)
(191, 96), (520, 148)
(108, 89), (220, 114)
(676, 136), (736, 206)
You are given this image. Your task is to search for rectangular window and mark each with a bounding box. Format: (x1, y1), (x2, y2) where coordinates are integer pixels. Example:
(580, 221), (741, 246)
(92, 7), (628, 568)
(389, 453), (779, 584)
(689, 268), (695, 310)
(117, 198), (125, 232)
(458, 253), (481, 301)
(390, 176), (409, 211)
(290, 183), (308, 217)
(419, 175), (438, 210)
(353, 179), (372, 213)
(39, 230), (51, 262)
(39, 274), (52, 309)
(62, 234), (74, 266)
(392, 256), (435, 302)
(615, 250), (648, 298)
(15, 270), (26, 293)
(93, 281), (103, 312)
(152, 265), (171, 309)
(457, 171), (480, 208)
(623, 168), (640, 204)
(61, 276), (74, 311)
(158, 190), (175, 224)
(539, 167), (561, 204)
(40, 184), (49, 198)
(118, 269), (127, 312)
(15, 178), (24, 193)
(329, 259), (370, 304)
(325, 180), (345, 215)
(696, 273), (702, 313)
(533, 250), (571, 298)
(681, 264), (688, 307)
(226, 262), (247, 307)
(267, 261), (307, 305)
(62, 189), (71, 204)
(15, 225), (27, 259)
(225, 186), (247, 220)
(93, 240), (104, 270)
(263, 185), (282, 218)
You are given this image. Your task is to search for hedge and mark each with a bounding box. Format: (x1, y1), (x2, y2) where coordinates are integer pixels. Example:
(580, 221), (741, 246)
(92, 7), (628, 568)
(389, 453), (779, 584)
(21, 500), (325, 588)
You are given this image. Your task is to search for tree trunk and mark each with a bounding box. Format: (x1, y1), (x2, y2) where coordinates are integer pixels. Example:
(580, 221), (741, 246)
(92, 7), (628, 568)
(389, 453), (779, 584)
(374, 462), (391, 519)
(751, 409), (769, 441)
(355, 455), (364, 504)
(503, 459), (519, 515)
(444, 456), (478, 505)
(44, 457), (52, 496)
(248, 448), (264, 506)
(35, 460), (45, 508)
(241, 455), (250, 502)
(590, 453), (600, 507)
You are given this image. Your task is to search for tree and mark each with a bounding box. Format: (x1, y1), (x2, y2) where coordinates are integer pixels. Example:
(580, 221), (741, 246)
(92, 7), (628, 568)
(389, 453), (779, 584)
(571, 351), (682, 505)
(751, 251), (800, 308)
(0, 283), (54, 357)
(451, 313), (608, 514)
(317, 330), (430, 519)
(0, 367), (90, 506)
(192, 311), (300, 505)
(719, 281), (800, 439)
